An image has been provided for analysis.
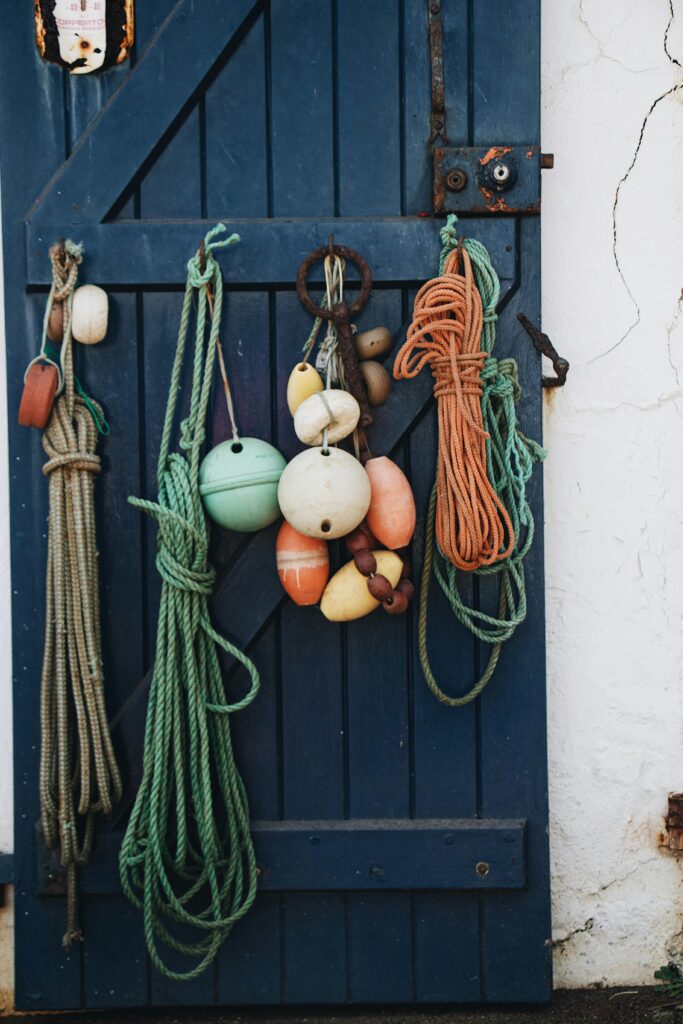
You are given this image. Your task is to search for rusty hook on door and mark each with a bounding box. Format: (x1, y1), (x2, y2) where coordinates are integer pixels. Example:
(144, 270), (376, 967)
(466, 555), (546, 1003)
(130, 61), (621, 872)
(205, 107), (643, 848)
(517, 313), (569, 388)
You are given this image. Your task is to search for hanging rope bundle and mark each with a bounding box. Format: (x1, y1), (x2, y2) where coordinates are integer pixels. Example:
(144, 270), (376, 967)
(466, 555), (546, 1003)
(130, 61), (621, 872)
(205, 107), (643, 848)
(394, 239), (513, 571)
(119, 225), (260, 981)
(39, 240), (121, 947)
(394, 216), (545, 705)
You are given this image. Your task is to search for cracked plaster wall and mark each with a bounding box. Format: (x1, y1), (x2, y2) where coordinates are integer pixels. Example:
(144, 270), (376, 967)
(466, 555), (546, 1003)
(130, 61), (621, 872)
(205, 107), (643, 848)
(543, 0), (683, 990)
(0, 0), (682, 1007)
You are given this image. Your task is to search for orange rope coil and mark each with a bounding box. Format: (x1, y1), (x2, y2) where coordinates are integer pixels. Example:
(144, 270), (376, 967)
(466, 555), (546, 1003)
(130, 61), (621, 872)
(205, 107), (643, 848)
(394, 247), (514, 571)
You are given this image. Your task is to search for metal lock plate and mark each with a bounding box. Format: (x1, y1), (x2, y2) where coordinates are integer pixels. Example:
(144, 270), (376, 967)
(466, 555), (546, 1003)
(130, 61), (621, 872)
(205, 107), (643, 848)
(433, 145), (541, 215)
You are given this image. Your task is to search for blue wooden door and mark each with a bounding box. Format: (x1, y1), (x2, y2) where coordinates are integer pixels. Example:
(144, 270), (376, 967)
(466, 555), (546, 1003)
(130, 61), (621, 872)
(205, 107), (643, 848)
(0, 0), (549, 1010)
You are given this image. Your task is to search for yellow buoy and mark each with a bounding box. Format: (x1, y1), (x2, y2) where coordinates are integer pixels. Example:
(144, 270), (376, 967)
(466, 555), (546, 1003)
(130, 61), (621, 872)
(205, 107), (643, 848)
(320, 550), (402, 622)
(286, 362), (324, 415)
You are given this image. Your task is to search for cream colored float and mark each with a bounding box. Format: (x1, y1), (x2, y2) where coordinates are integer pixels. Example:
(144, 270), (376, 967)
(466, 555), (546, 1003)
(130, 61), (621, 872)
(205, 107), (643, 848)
(293, 389), (360, 446)
(321, 550), (403, 621)
(278, 446), (371, 539)
(286, 362), (324, 415)
(71, 285), (109, 344)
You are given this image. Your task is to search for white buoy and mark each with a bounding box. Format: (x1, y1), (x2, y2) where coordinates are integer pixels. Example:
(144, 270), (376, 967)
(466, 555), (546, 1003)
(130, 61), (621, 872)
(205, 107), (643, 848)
(71, 285), (109, 345)
(278, 447), (371, 540)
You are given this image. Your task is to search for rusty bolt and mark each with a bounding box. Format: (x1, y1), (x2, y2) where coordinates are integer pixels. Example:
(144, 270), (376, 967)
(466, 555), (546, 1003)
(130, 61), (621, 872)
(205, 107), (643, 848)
(540, 153), (555, 169)
(475, 861), (490, 877)
(445, 168), (468, 193)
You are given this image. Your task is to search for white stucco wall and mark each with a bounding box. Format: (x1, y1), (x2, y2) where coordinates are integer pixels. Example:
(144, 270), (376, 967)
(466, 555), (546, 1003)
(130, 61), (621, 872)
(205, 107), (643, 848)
(0, 0), (682, 1007)
(542, 0), (683, 989)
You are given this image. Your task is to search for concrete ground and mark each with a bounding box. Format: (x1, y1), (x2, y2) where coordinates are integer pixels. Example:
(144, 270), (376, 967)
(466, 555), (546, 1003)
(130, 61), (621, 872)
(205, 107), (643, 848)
(2, 989), (681, 1024)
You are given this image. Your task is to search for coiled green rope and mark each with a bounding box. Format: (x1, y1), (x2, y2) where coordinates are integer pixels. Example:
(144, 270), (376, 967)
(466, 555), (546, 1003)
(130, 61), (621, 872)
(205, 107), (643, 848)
(119, 225), (260, 980)
(419, 215), (546, 706)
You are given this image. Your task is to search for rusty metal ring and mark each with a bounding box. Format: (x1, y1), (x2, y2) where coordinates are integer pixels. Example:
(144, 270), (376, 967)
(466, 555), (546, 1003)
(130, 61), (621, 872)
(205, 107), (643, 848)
(296, 242), (373, 320)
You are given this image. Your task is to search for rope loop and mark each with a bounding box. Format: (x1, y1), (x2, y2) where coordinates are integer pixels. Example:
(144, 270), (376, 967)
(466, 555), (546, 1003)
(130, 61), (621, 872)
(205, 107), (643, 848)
(121, 225), (260, 981)
(402, 215), (546, 706)
(39, 244), (121, 947)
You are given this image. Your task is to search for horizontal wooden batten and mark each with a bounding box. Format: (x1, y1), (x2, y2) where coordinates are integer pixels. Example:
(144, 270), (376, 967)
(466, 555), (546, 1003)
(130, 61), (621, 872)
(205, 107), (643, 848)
(25, 217), (517, 287)
(37, 819), (526, 896)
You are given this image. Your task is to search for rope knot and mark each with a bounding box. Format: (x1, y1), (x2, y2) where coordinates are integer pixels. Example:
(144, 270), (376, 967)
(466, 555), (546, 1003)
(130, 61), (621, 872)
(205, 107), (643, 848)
(156, 543), (216, 595)
(187, 225), (241, 289)
(43, 451), (101, 477)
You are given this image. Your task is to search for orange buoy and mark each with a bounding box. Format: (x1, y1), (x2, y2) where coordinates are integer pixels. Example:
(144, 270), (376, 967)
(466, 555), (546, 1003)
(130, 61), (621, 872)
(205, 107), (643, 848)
(365, 456), (416, 550)
(18, 363), (59, 429)
(276, 521), (329, 606)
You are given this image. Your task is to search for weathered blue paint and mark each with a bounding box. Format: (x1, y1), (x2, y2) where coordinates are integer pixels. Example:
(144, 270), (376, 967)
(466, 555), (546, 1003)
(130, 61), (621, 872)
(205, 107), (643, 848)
(0, 0), (549, 1009)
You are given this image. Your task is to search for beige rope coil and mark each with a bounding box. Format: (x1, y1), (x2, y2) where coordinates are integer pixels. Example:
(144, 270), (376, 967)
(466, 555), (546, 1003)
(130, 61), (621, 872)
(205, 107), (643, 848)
(38, 240), (121, 948)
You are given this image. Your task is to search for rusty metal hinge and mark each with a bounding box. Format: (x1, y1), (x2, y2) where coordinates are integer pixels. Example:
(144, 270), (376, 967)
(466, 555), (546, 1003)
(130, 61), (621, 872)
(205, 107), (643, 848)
(428, 0), (448, 144)
(666, 794), (683, 852)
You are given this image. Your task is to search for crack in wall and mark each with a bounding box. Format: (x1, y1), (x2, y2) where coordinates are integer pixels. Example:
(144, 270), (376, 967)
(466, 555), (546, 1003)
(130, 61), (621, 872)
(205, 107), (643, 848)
(665, 0), (682, 68)
(588, 1), (683, 366)
(577, 0), (659, 75)
(553, 917), (595, 949)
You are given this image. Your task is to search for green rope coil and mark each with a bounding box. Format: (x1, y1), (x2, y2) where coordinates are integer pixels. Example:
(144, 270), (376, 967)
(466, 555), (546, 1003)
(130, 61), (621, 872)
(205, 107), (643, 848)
(419, 215), (546, 706)
(119, 224), (260, 980)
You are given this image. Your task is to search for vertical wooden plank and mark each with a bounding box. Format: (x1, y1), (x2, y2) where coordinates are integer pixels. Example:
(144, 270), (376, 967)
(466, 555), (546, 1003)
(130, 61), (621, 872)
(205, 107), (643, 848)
(216, 289), (281, 1000)
(269, 0), (334, 216)
(138, 111), (202, 219)
(66, 68), (125, 156)
(136, 27), (205, 995)
(80, 293), (144, 717)
(275, 287), (347, 1002)
(345, 289), (412, 1001)
(402, 0), (431, 214)
(0, 6), (85, 1007)
(336, 1), (401, 216)
(205, 13), (268, 219)
(218, 628), (282, 1003)
(442, 0), (470, 146)
(283, 895), (347, 1004)
(83, 898), (147, 1007)
(217, 894), (281, 1004)
(478, 217), (551, 1003)
(409, 401), (481, 1002)
(77, 290), (145, 1007)
(471, 0), (540, 145)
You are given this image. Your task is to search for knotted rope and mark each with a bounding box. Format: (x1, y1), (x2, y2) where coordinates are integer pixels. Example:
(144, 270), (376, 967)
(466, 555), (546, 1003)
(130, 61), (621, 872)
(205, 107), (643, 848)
(39, 240), (121, 947)
(396, 216), (545, 705)
(119, 224), (261, 981)
(394, 242), (513, 571)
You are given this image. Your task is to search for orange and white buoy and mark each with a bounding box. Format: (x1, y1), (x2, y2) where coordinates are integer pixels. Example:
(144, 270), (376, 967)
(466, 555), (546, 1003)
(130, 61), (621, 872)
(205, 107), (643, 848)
(276, 521), (329, 606)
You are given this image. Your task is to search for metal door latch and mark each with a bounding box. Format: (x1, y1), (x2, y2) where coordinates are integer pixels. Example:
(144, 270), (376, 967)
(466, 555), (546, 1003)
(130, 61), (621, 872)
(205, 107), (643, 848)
(517, 314), (569, 388)
(434, 146), (543, 215)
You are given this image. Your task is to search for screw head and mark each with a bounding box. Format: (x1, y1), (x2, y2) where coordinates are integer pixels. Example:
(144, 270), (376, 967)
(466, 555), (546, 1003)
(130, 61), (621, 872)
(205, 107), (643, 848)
(445, 168), (468, 193)
(475, 861), (490, 877)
